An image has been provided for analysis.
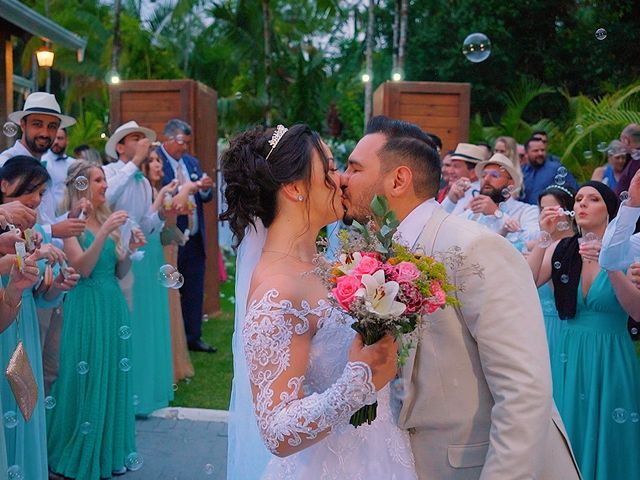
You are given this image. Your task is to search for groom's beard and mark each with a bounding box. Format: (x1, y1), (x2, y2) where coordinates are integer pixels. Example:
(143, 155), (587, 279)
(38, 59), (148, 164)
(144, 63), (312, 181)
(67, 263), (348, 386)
(341, 183), (381, 226)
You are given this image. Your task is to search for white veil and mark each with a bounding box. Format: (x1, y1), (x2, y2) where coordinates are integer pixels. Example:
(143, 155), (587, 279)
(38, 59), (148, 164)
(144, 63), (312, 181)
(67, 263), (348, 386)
(226, 218), (272, 479)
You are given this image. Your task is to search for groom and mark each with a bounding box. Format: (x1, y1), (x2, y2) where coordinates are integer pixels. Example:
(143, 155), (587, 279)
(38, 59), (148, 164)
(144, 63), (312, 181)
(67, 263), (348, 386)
(340, 116), (580, 480)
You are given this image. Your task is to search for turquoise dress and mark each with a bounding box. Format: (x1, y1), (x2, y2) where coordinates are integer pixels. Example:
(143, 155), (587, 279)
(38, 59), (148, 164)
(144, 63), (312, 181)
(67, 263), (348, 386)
(551, 269), (640, 479)
(538, 282), (562, 358)
(47, 230), (136, 478)
(131, 231), (174, 416)
(0, 224), (60, 479)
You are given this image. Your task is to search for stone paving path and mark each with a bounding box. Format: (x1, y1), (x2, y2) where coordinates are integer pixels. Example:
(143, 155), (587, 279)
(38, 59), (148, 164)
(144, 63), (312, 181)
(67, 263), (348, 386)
(127, 408), (228, 480)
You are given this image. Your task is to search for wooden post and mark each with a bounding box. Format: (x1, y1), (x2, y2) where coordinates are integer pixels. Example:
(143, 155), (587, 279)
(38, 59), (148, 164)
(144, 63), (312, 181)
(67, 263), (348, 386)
(0, 25), (14, 152)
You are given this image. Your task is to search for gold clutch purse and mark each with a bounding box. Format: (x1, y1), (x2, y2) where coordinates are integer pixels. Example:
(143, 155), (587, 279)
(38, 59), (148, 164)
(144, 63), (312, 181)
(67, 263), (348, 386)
(5, 340), (38, 422)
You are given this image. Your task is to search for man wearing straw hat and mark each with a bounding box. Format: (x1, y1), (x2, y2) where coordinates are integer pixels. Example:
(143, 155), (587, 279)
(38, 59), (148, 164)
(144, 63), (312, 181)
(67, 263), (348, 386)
(440, 143), (485, 216)
(463, 153), (539, 239)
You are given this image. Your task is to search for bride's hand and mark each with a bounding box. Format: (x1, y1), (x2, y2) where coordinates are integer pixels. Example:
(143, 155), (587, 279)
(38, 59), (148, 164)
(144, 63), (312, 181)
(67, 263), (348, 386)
(348, 334), (398, 391)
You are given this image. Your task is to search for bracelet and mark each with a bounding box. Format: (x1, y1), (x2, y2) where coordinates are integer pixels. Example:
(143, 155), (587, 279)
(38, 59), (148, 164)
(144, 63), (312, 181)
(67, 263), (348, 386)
(2, 288), (23, 310)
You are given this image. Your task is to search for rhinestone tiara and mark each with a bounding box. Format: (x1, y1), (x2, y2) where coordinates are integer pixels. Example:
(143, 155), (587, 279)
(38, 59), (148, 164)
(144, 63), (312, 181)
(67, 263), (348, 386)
(265, 124), (288, 160)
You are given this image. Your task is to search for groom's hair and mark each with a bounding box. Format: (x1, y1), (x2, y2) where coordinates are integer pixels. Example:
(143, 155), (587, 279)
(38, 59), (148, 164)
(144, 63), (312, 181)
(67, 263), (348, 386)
(366, 116), (441, 199)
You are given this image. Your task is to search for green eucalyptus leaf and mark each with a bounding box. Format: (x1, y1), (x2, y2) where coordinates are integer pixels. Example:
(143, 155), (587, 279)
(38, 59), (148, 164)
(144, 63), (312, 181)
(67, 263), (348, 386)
(370, 195), (388, 217)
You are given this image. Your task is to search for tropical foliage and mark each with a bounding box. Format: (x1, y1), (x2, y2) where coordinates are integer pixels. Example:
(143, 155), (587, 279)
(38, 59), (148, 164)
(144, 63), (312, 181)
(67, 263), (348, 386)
(16, 0), (640, 171)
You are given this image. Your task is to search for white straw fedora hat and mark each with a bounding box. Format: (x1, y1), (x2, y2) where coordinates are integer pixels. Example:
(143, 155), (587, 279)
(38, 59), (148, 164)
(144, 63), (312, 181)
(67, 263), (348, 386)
(105, 121), (156, 159)
(8, 92), (76, 128)
(475, 153), (523, 192)
(449, 143), (485, 163)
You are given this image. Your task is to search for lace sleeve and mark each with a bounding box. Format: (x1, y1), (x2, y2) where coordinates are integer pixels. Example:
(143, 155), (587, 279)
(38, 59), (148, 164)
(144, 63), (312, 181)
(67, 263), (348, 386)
(243, 290), (376, 457)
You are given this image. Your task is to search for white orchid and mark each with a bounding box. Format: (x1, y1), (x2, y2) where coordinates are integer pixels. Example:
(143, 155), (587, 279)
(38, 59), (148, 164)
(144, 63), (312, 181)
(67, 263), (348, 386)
(337, 251), (363, 275)
(356, 270), (406, 317)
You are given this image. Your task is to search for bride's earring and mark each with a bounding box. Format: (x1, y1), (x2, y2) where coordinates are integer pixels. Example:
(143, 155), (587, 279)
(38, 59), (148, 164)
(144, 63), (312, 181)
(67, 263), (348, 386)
(297, 195), (304, 202)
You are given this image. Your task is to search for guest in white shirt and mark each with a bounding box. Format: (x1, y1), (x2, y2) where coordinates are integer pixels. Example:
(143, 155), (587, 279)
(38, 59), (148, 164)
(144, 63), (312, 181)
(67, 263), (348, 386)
(440, 143), (485, 215)
(103, 121), (164, 236)
(464, 153), (539, 239)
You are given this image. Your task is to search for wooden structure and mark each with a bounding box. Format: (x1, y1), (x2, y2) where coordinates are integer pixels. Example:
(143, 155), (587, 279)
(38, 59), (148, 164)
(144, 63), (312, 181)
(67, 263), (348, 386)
(373, 81), (471, 152)
(109, 79), (221, 315)
(0, 0), (86, 150)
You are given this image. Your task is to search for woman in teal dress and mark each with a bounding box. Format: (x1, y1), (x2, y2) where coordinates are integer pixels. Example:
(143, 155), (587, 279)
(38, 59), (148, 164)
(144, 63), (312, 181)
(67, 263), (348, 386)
(532, 184), (576, 357)
(0, 156), (79, 479)
(528, 181), (640, 479)
(130, 149), (176, 416)
(47, 160), (143, 478)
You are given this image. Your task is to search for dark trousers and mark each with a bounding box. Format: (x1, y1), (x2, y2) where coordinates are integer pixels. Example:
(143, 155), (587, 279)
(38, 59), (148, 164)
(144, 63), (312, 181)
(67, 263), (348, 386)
(177, 231), (206, 344)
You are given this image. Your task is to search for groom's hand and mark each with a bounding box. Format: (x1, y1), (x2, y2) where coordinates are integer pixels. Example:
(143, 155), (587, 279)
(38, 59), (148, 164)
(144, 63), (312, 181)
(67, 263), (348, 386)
(348, 334), (398, 391)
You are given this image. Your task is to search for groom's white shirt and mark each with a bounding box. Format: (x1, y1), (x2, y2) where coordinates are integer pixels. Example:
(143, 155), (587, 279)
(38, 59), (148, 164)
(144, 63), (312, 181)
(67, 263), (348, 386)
(394, 197), (581, 480)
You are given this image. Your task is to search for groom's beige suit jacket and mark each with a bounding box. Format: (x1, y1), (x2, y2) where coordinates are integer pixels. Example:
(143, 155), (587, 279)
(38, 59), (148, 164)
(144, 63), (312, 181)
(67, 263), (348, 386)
(397, 205), (581, 480)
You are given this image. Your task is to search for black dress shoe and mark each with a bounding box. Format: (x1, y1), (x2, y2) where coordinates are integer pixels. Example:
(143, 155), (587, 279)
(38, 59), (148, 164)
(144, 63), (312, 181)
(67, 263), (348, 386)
(188, 339), (217, 353)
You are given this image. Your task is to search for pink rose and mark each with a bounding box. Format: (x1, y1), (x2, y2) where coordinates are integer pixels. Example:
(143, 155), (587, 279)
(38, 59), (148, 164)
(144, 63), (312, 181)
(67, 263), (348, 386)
(398, 282), (424, 314)
(395, 261), (421, 283)
(332, 274), (362, 310)
(422, 281), (446, 314)
(352, 255), (382, 278)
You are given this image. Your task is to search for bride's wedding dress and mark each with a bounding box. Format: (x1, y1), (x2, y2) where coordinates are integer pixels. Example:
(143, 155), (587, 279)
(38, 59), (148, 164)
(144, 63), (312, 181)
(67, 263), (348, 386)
(244, 289), (417, 480)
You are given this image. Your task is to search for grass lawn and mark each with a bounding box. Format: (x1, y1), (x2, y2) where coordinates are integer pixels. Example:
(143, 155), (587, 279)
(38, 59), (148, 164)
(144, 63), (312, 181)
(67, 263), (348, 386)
(170, 263), (236, 411)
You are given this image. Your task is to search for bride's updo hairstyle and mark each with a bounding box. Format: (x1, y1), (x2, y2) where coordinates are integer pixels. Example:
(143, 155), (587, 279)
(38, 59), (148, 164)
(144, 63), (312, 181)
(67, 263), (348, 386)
(220, 124), (337, 247)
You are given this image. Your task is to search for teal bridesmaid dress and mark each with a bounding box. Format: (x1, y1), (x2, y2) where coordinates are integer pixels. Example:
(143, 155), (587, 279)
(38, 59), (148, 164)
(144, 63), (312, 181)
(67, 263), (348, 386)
(0, 224), (60, 479)
(130, 231), (174, 416)
(551, 269), (640, 479)
(47, 230), (137, 478)
(537, 282), (563, 358)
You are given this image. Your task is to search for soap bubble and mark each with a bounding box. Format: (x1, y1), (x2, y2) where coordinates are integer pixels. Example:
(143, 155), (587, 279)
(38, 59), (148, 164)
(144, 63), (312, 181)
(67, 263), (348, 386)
(553, 261), (562, 270)
(583, 150), (593, 160)
(462, 33), (492, 63)
(74, 175), (89, 191)
(125, 452), (144, 471)
(7, 465), (24, 480)
(132, 394), (140, 406)
(631, 412), (640, 423)
(554, 175), (566, 186)
(501, 188), (511, 199)
(2, 122), (18, 137)
(632, 328), (639, 335)
(597, 142), (609, 153)
(77, 361), (89, 375)
(560, 274), (570, 284)
(158, 264), (178, 287)
(118, 358), (131, 372)
(172, 383), (178, 392)
(556, 166), (568, 176)
(612, 408), (628, 424)
(575, 125), (584, 135)
(170, 272), (184, 289)
(557, 221), (571, 231)
(3, 411), (18, 429)
(559, 353), (568, 363)
(80, 421), (92, 435)
(44, 396), (56, 410)
(595, 28), (607, 41)
(204, 464), (215, 475)
(118, 325), (132, 340)
(620, 191), (629, 202)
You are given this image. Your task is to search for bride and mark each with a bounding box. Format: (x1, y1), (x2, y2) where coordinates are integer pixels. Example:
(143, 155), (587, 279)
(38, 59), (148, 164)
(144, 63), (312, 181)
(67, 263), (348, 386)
(221, 124), (417, 479)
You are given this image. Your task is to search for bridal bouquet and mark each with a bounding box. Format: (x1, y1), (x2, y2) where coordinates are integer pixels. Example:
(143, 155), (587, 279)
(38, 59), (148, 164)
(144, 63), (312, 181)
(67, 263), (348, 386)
(316, 196), (457, 427)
